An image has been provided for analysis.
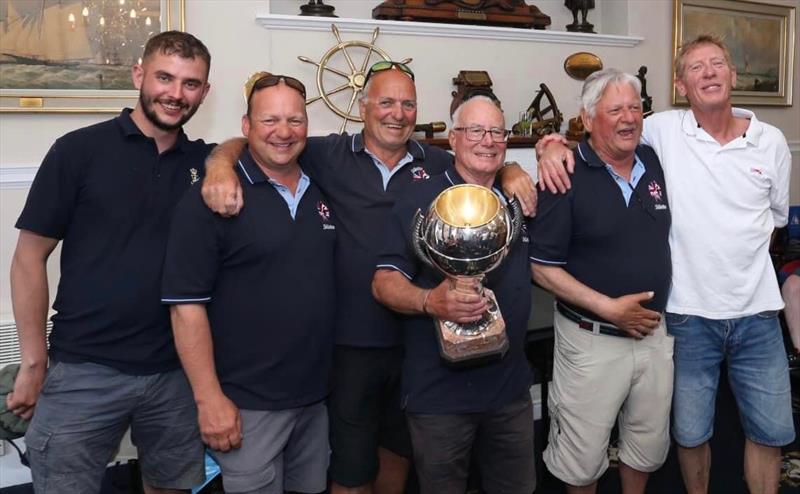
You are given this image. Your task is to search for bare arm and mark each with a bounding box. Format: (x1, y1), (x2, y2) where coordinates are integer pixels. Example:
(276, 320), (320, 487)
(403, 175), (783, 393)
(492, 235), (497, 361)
(535, 135), (575, 194)
(372, 269), (487, 323)
(202, 137), (247, 217)
(532, 263), (660, 338)
(171, 304), (242, 452)
(6, 231), (59, 420)
(498, 164), (538, 217)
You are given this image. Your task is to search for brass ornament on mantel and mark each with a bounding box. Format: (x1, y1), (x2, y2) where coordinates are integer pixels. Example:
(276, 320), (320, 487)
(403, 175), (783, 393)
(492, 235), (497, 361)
(298, 24), (411, 134)
(563, 52), (603, 80)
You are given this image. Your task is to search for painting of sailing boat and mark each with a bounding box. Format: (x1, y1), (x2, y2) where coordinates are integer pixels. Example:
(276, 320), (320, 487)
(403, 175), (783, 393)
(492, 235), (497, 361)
(672, 0), (795, 106)
(1, 0), (183, 111)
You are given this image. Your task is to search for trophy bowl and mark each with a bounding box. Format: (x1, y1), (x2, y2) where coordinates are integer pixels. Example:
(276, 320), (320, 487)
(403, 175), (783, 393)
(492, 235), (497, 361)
(413, 184), (521, 366)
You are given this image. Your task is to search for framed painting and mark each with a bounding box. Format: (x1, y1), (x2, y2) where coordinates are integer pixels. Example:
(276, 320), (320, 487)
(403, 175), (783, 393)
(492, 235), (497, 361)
(672, 0), (795, 106)
(1, 0), (185, 113)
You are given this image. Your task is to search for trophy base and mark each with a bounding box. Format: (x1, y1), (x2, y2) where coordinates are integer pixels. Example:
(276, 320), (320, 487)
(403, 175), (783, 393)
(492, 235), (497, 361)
(435, 290), (509, 368)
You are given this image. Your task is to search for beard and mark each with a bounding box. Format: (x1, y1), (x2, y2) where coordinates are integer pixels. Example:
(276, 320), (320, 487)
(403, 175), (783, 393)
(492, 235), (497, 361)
(138, 92), (200, 131)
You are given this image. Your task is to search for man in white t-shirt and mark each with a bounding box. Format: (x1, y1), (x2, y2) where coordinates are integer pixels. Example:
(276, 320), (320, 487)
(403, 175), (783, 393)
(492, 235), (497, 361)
(532, 35), (794, 494)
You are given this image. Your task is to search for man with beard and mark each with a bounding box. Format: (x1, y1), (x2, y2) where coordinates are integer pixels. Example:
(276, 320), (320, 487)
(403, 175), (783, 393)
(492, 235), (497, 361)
(6, 31), (212, 493)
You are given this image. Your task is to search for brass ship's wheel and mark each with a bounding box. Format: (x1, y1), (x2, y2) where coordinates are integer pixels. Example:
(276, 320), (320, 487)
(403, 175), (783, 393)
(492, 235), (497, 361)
(299, 24), (410, 133)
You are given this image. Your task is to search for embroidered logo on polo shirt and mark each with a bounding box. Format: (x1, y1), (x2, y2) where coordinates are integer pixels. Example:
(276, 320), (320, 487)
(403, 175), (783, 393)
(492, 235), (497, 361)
(189, 168), (200, 185)
(648, 180), (663, 202)
(410, 166), (430, 181)
(520, 222), (530, 243)
(317, 201), (335, 230)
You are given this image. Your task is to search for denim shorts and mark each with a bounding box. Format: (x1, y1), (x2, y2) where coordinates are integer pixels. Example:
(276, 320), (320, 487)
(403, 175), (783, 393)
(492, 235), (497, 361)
(24, 361), (204, 493)
(667, 311), (795, 448)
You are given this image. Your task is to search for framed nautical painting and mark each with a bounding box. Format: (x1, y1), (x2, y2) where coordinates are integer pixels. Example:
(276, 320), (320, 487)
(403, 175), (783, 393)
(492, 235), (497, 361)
(1, 0), (185, 112)
(672, 0), (795, 106)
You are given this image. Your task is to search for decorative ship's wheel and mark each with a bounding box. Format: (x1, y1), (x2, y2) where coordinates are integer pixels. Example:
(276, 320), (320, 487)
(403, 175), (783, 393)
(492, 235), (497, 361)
(299, 24), (410, 133)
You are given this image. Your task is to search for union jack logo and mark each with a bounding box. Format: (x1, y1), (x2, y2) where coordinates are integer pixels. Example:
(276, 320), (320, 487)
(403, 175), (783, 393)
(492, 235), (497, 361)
(410, 166), (430, 181)
(648, 180), (663, 202)
(317, 201), (331, 221)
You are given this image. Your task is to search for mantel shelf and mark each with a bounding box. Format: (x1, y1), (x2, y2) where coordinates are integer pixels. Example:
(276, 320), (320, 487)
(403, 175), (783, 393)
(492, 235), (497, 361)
(255, 13), (642, 47)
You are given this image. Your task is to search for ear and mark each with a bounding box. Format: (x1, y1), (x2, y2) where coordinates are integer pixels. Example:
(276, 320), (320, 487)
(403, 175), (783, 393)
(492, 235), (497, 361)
(730, 68), (737, 90)
(448, 130), (457, 150)
(199, 83), (211, 104)
(241, 114), (250, 137)
(358, 98), (367, 120)
(674, 76), (688, 97)
(131, 64), (144, 90)
(580, 110), (593, 133)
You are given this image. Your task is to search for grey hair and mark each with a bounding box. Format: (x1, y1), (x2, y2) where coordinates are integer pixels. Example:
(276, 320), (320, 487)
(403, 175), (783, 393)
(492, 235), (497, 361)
(580, 68), (641, 118)
(451, 95), (504, 127)
(359, 78), (373, 102)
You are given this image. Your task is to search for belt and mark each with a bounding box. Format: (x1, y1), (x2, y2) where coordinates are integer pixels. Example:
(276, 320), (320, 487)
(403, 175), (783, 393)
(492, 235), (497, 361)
(555, 302), (630, 338)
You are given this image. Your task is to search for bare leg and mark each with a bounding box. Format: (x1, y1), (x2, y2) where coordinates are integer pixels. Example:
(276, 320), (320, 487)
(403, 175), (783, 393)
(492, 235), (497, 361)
(677, 442), (710, 494)
(782, 274), (800, 353)
(374, 447), (410, 494)
(619, 462), (649, 494)
(566, 481), (597, 494)
(743, 439), (781, 494)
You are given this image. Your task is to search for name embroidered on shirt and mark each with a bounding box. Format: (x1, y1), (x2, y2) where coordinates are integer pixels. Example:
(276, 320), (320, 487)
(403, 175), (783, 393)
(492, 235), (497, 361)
(410, 166), (430, 181)
(190, 168), (200, 185)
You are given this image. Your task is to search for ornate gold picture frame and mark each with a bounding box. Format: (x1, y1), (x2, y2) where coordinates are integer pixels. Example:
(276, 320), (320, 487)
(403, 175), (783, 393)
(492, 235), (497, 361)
(672, 0), (795, 106)
(1, 0), (185, 113)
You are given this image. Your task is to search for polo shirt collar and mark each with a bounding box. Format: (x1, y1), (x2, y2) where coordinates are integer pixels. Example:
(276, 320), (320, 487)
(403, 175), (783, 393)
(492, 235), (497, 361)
(680, 107), (763, 146)
(116, 107), (191, 152)
(350, 131), (427, 161)
(236, 148), (270, 185)
(443, 165), (503, 193)
(576, 137), (647, 170)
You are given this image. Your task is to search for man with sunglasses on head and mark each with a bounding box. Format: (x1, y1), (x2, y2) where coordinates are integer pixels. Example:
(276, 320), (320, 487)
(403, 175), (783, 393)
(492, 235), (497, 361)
(7, 31), (212, 493)
(529, 69), (673, 494)
(201, 61), (452, 494)
(372, 96), (536, 494)
(161, 73), (335, 494)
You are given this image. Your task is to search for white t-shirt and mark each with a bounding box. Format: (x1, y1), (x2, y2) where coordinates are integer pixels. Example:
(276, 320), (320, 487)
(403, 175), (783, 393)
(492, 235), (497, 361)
(642, 108), (791, 318)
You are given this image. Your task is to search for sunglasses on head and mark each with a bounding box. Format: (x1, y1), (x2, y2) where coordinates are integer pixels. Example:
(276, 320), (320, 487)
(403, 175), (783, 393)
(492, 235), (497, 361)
(364, 61), (415, 85)
(246, 72), (307, 101)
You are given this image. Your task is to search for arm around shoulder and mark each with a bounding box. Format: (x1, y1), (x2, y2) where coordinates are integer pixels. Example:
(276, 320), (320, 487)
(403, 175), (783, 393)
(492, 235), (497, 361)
(202, 137), (247, 217)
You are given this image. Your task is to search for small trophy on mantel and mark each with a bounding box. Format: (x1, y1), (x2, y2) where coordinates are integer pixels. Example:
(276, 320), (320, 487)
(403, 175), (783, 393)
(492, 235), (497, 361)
(564, 0), (595, 33)
(299, 0), (338, 18)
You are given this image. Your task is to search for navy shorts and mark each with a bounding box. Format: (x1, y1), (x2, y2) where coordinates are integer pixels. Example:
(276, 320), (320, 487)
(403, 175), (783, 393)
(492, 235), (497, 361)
(328, 345), (411, 487)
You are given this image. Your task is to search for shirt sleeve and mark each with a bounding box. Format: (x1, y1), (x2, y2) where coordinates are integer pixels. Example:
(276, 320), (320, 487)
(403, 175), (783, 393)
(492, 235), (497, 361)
(15, 139), (81, 240)
(161, 187), (223, 304)
(375, 196), (421, 280)
(528, 187), (573, 265)
(769, 134), (792, 227)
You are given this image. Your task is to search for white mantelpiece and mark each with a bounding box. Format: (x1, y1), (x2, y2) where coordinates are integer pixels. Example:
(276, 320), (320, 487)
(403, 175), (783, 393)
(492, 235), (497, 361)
(255, 13), (643, 48)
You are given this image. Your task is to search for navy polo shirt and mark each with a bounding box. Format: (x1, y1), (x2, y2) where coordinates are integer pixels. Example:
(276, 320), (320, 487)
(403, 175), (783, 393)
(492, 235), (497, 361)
(15, 109), (213, 374)
(376, 166), (533, 414)
(301, 132), (452, 348)
(161, 148), (336, 410)
(530, 139), (672, 321)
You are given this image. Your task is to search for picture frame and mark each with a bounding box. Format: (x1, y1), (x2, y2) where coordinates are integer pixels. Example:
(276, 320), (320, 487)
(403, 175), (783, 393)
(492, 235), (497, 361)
(1, 0), (185, 113)
(672, 0), (795, 106)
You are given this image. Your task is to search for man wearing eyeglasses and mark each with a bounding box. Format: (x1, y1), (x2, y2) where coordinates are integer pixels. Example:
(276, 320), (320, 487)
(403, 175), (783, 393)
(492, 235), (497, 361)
(162, 74), (336, 494)
(529, 69), (673, 494)
(372, 96), (536, 494)
(200, 61), (453, 494)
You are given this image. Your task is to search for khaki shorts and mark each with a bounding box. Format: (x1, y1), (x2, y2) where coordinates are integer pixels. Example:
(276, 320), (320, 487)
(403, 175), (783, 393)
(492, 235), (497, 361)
(543, 311), (674, 486)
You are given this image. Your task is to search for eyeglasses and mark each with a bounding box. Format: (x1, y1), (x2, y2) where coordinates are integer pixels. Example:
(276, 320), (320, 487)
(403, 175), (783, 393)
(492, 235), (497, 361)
(245, 72), (307, 101)
(364, 61), (415, 85)
(452, 127), (511, 143)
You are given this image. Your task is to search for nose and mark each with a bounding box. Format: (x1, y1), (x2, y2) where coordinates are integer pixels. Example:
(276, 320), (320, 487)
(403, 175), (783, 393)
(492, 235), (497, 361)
(389, 102), (404, 121)
(479, 129), (495, 145)
(275, 121), (292, 138)
(167, 81), (183, 101)
(701, 62), (715, 77)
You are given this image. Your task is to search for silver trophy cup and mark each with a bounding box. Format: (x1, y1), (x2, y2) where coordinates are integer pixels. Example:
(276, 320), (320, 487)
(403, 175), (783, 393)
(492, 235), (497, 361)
(412, 184), (522, 366)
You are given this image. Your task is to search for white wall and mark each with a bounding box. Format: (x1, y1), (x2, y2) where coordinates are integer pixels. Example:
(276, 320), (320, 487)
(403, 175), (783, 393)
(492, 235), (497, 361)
(1, 0), (799, 325)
